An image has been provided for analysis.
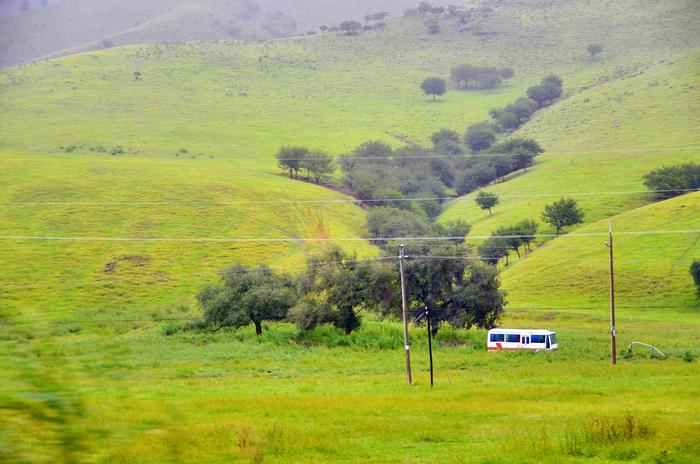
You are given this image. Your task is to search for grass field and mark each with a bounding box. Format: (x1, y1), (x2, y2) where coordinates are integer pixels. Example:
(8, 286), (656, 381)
(1, 1), (699, 462)
(3, 315), (699, 463)
(439, 50), (700, 238)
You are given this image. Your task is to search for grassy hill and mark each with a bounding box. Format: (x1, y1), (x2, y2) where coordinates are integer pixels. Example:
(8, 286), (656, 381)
(0, 0), (419, 67)
(1, 0), (698, 326)
(1, 2), (700, 462)
(501, 191), (700, 316)
(440, 50), (700, 237)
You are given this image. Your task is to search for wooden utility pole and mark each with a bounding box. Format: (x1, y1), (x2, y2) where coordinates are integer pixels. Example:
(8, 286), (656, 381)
(606, 222), (617, 365)
(426, 307), (434, 388)
(399, 244), (412, 384)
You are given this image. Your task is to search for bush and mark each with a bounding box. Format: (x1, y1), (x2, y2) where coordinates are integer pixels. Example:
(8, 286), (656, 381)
(643, 163), (700, 198)
(691, 260), (700, 296)
(542, 198), (584, 234)
(465, 122), (496, 151)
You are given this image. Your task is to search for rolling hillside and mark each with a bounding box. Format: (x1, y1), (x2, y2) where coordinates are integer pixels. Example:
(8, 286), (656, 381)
(502, 192), (700, 316)
(1, 0), (699, 326)
(0, 0), (419, 67)
(1, 2), (699, 463)
(440, 50), (700, 236)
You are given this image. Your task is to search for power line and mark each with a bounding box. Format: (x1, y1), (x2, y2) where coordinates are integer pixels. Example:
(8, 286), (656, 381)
(1, 304), (694, 327)
(1, 189), (697, 207)
(0, 229), (697, 243)
(1, 145), (698, 163)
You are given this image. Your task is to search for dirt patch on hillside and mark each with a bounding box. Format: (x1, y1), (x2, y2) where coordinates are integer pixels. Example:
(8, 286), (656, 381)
(104, 255), (151, 273)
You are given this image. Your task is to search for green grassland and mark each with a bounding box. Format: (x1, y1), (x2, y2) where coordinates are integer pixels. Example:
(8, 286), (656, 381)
(3, 314), (699, 463)
(500, 191), (700, 313)
(0, 0), (420, 67)
(440, 50), (700, 238)
(1, 1), (700, 462)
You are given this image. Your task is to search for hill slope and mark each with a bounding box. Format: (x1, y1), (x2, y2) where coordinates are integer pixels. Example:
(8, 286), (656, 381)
(440, 50), (700, 237)
(0, 0), (419, 67)
(1, 0), (699, 324)
(501, 192), (700, 317)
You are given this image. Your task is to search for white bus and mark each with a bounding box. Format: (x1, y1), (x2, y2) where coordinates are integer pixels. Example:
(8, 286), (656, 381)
(487, 329), (558, 351)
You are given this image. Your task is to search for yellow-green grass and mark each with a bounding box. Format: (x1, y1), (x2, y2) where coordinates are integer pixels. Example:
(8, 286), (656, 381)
(440, 50), (700, 239)
(1, 0), (698, 161)
(1, 1), (696, 327)
(0, 151), (375, 324)
(500, 192), (700, 317)
(1, 4), (700, 462)
(2, 316), (699, 463)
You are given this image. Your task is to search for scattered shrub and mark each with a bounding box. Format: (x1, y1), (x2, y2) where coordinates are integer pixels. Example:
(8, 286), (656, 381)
(643, 163), (700, 198)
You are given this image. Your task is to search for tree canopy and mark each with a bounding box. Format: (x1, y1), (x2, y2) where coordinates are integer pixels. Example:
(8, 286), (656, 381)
(277, 146), (308, 179)
(465, 123), (496, 151)
(197, 265), (297, 336)
(691, 260), (700, 297)
(541, 198), (584, 234)
(587, 43), (603, 58)
(339, 20), (362, 35)
(378, 242), (506, 333)
(421, 77), (447, 100)
(475, 191), (499, 215)
(643, 163), (700, 198)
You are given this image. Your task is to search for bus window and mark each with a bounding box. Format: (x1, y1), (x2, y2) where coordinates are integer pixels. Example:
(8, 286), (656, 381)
(505, 334), (520, 343)
(531, 335), (545, 343)
(490, 333), (505, 342)
(550, 333), (557, 345)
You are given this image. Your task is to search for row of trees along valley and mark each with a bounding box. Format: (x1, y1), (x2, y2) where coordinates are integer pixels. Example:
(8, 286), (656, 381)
(194, 70), (569, 338)
(193, 243), (506, 337)
(276, 71), (567, 252)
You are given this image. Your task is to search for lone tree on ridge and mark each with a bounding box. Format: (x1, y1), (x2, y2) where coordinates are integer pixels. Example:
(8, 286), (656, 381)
(541, 197), (584, 234)
(421, 77), (447, 101)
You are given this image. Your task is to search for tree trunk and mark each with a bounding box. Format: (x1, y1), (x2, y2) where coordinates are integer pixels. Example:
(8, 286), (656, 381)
(515, 248), (521, 258)
(488, 208), (492, 216)
(254, 320), (262, 336)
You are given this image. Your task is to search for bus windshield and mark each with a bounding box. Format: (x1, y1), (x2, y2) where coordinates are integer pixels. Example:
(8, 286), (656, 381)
(550, 333), (557, 345)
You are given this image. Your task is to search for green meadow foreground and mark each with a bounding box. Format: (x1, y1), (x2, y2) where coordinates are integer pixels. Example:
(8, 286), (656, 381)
(3, 315), (700, 463)
(1, 0), (700, 462)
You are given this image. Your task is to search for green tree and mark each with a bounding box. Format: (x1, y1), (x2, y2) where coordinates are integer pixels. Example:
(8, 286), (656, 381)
(499, 67), (514, 82)
(527, 75), (564, 106)
(587, 43), (603, 58)
(417, 1), (432, 15)
(302, 150), (336, 184)
(431, 128), (463, 156)
(378, 242), (506, 333)
(478, 233), (510, 265)
(339, 20), (362, 35)
(277, 146), (308, 179)
(465, 123), (496, 151)
(643, 163), (700, 198)
(198, 265), (297, 336)
(436, 219), (472, 243)
(421, 77), (446, 100)
(691, 260), (700, 296)
(512, 219), (539, 253)
(541, 198), (584, 234)
(475, 191), (499, 215)
(366, 207), (432, 246)
(425, 18), (441, 34)
(451, 64), (476, 89)
(490, 137), (544, 171)
(291, 248), (390, 334)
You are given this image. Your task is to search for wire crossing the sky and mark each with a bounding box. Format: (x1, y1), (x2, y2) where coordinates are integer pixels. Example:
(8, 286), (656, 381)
(1, 189), (697, 206)
(0, 229), (698, 243)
